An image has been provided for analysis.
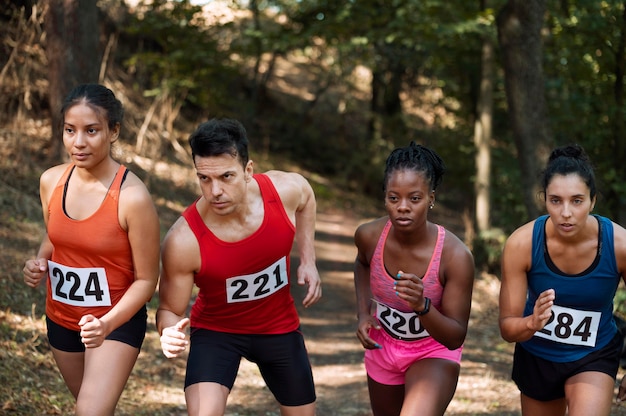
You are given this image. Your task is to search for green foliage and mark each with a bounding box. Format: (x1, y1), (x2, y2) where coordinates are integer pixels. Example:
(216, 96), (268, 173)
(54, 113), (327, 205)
(544, 1), (626, 220)
(122, 0), (242, 114)
(615, 287), (626, 316)
(472, 227), (507, 275)
(19, 0), (626, 246)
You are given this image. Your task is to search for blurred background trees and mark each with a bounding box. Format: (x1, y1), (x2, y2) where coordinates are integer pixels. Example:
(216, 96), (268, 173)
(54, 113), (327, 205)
(2, 0), (626, 273)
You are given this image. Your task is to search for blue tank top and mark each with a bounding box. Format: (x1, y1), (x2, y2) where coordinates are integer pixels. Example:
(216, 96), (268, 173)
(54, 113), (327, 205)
(520, 214), (620, 362)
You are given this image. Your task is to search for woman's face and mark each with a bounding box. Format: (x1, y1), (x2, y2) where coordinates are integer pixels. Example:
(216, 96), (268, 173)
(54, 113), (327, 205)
(545, 173), (596, 237)
(63, 102), (119, 169)
(384, 168), (434, 231)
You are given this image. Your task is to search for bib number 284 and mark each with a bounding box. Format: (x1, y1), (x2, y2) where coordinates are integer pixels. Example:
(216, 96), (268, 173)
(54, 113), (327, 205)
(48, 260), (112, 307)
(534, 304), (600, 347)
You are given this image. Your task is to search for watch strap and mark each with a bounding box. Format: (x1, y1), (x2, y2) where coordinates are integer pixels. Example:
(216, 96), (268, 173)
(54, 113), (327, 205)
(415, 297), (431, 316)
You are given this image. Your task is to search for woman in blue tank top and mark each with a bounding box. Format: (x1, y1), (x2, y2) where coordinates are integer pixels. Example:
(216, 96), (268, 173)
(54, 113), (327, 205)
(499, 144), (626, 416)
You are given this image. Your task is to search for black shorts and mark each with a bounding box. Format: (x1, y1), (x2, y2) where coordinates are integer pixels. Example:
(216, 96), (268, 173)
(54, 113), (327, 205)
(185, 327), (316, 407)
(512, 331), (623, 401)
(46, 305), (148, 352)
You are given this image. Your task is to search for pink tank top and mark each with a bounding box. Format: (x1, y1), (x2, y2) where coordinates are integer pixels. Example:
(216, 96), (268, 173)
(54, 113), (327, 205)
(370, 220), (445, 313)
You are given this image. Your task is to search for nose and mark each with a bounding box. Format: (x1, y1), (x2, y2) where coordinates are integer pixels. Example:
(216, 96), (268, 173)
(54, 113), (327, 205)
(562, 202), (572, 218)
(397, 198), (410, 212)
(210, 181), (223, 197)
(73, 131), (87, 147)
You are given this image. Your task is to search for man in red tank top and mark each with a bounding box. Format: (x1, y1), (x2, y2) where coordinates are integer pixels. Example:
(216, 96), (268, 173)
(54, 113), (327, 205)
(156, 118), (322, 416)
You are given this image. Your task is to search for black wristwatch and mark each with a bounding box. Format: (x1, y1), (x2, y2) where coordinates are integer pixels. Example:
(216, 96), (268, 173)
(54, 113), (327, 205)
(415, 297), (431, 316)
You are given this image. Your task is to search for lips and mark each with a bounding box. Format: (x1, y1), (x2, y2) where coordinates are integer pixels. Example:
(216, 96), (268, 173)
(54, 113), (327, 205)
(394, 217), (412, 225)
(211, 200), (229, 209)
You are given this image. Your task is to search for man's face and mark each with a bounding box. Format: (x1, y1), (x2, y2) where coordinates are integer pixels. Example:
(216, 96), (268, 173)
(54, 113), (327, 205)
(194, 153), (253, 216)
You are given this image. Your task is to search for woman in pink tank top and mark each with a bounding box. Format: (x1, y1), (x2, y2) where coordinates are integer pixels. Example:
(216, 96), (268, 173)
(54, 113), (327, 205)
(354, 141), (475, 416)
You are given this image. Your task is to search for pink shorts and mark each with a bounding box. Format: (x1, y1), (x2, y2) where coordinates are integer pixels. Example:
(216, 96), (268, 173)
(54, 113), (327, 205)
(364, 328), (463, 385)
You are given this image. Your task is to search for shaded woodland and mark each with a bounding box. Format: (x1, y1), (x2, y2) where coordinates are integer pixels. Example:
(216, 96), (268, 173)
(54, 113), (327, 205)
(3, 1), (626, 251)
(3, 1), (626, 415)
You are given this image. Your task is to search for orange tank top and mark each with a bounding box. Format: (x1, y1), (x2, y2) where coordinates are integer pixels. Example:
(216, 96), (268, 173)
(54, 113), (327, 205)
(45, 164), (134, 330)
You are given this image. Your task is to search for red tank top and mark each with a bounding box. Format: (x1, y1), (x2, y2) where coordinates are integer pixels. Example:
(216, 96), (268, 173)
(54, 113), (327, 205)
(184, 173), (300, 334)
(46, 164), (134, 330)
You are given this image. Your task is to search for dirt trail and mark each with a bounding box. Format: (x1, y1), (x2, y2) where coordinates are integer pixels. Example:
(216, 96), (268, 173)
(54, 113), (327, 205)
(7, 210), (626, 415)
(122, 211), (626, 416)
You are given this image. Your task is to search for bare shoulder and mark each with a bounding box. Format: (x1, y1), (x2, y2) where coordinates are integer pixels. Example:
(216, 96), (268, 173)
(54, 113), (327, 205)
(39, 163), (71, 202)
(609, 219), (626, 270)
(40, 163), (70, 187)
(504, 219), (536, 251)
(610, 218), (626, 242)
(442, 228), (473, 260)
(499, 219), (537, 278)
(163, 216), (195, 251)
(439, 228), (474, 281)
(263, 170), (310, 193)
(354, 217), (387, 252)
(161, 215), (201, 272)
(262, 170), (313, 213)
(120, 169), (153, 203)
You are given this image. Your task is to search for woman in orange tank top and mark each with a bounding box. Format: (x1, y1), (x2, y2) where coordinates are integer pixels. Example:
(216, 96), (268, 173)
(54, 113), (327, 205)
(22, 84), (160, 416)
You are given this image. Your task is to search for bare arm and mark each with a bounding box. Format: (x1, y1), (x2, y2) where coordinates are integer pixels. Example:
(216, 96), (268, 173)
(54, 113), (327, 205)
(499, 222), (555, 343)
(613, 221), (626, 286)
(80, 174), (161, 347)
(353, 220), (383, 349)
(156, 217), (198, 358)
(23, 165), (67, 287)
(611, 222), (626, 401)
(395, 231), (475, 350)
(268, 170), (322, 307)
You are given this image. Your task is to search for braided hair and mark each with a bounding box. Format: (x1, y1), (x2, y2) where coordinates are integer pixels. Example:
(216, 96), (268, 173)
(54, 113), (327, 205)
(383, 141), (446, 192)
(541, 144), (596, 200)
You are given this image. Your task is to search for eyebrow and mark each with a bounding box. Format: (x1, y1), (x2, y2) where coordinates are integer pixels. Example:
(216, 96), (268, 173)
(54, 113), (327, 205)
(547, 193), (586, 198)
(63, 122), (101, 128)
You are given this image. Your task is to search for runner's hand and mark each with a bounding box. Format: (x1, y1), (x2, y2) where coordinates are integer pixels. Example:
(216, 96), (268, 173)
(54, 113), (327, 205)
(23, 258), (48, 288)
(79, 314), (107, 348)
(356, 315), (382, 350)
(527, 288), (555, 332)
(297, 263), (322, 308)
(160, 318), (190, 358)
(617, 374), (626, 403)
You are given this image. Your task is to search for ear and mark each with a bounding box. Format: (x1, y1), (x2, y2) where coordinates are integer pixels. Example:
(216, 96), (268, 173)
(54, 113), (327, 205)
(110, 123), (121, 143)
(590, 195), (597, 212)
(429, 191), (436, 209)
(245, 160), (254, 182)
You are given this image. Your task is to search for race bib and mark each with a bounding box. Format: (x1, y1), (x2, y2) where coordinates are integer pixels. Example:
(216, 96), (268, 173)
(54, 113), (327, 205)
(374, 300), (430, 341)
(534, 304), (601, 347)
(226, 257), (288, 303)
(48, 260), (112, 307)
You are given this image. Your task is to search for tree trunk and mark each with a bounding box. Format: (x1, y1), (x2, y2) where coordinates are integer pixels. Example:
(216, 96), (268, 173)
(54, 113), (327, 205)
(368, 44), (407, 146)
(497, 0), (552, 220)
(474, 37), (494, 233)
(608, 3), (626, 223)
(44, 0), (99, 163)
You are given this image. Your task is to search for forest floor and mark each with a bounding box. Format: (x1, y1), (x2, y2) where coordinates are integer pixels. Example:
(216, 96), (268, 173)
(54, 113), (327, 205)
(4, 125), (626, 416)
